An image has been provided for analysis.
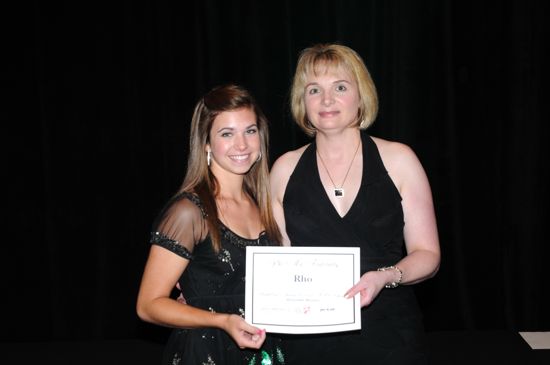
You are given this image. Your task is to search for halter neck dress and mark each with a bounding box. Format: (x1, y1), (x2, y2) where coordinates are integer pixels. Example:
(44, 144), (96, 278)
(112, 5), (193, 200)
(282, 132), (427, 364)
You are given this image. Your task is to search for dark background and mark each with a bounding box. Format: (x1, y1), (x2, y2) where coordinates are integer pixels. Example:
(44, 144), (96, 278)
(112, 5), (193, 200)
(3, 0), (549, 343)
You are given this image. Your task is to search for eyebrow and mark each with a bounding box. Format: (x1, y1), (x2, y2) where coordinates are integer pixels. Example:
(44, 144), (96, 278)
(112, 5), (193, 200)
(216, 124), (258, 133)
(305, 79), (351, 88)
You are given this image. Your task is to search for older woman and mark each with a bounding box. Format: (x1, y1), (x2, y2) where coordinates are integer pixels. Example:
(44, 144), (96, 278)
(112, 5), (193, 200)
(270, 44), (440, 364)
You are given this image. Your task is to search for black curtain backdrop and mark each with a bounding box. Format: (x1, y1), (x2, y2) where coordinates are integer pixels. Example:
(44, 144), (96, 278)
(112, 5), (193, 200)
(4, 0), (549, 342)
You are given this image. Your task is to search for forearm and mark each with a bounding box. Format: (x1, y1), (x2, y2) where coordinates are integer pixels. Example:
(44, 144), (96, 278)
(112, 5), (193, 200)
(137, 297), (230, 330)
(387, 249), (440, 286)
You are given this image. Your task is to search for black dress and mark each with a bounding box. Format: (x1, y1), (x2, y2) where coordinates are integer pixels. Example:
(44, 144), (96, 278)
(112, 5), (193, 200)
(282, 133), (427, 364)
(151, 192), (285, 365)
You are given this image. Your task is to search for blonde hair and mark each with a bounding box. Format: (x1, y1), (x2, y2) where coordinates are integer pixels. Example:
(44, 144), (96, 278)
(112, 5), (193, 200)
(290, 43), (378, 137)
(179, 84), (281, 250)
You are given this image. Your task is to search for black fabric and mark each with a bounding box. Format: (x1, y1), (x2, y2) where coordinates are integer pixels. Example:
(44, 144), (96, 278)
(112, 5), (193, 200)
(4, 0), (549, 343)
(282, 133), (426, 364)
(1, 331), (548, 365)
(152, 193), (285, 364)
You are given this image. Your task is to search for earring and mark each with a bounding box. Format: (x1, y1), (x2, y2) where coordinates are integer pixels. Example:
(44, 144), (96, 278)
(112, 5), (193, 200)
(207, 151), (211, 166)
(256, 152), (262, 162)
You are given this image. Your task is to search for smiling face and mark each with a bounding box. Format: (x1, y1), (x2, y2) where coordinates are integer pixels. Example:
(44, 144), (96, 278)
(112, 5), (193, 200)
(304, 65), (361, 133)
(206, 107), (261, 179)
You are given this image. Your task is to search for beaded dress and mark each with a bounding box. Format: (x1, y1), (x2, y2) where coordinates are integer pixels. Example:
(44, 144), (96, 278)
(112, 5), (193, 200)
(282, 133), (427, 364)
(151, 192), (285, 365)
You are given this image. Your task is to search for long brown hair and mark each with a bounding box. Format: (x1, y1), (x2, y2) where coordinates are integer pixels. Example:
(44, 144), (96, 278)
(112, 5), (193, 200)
(179, 84), (281, 251)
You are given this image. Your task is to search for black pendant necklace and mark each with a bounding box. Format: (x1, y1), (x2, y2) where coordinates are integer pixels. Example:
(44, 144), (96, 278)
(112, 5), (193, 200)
(317, 140), (361, 198)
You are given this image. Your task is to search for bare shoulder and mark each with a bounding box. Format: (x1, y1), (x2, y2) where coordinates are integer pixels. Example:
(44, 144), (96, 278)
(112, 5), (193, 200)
(271, 144), (310, 178)
(371, 137), (420, 171)
(371, 136), (426, 191)
(371, 136), (417, 164)
(270, 144), (310, 198)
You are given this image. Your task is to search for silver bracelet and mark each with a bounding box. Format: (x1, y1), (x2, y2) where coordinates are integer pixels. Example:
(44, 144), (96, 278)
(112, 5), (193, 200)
(377, 265), (403, 288)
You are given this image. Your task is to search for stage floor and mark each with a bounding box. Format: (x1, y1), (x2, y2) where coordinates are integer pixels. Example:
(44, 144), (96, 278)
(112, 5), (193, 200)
(1, 330), (548, 364)
(426, 330), (549, 364)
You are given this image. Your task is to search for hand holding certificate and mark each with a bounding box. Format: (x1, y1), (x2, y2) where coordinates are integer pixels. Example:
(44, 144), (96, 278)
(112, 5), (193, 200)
(245, 246), (361, 334)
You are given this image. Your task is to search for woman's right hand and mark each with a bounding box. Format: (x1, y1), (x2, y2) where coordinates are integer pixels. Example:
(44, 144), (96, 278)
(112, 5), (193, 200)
(344, 270), (389, 307)
(221, 314), (266, 349)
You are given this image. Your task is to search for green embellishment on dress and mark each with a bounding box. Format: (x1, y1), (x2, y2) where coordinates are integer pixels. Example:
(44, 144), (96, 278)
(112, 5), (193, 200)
(276, 346), (285, 363)
(248, 354), (256, 365)
(260, 350), (272, 365)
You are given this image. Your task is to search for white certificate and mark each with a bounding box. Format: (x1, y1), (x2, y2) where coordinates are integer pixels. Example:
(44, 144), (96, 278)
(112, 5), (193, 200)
(245, 246), (361, 334)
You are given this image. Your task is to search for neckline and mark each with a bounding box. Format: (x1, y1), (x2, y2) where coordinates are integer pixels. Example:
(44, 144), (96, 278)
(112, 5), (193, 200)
(312, 135), (364, 219)
(218, 220), (266, 242)
(179, 192), (267, 243)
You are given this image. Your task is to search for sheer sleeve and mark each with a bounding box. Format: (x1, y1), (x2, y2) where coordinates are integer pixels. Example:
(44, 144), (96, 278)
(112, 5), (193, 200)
(150, 193), (208, 260)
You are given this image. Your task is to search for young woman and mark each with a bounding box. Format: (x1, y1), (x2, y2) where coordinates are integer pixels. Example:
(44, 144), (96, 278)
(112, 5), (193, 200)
(137, 84), (285, 364)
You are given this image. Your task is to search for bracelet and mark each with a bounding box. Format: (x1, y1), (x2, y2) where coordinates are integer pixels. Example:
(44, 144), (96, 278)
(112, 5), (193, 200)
(377, 265), (403, 288)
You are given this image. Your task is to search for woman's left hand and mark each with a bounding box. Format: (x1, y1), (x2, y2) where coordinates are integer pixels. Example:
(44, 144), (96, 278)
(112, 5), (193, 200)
(344, 270), (389, 307)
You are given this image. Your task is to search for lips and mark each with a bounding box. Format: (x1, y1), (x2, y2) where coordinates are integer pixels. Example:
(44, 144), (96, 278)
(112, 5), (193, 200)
(319, 111), (340, 118)
(228, 154), (251, 162)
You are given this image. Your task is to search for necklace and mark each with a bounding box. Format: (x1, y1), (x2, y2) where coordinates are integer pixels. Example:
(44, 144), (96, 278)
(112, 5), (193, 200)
(216, 196), (234, 229)
(317, 139), (361, 197)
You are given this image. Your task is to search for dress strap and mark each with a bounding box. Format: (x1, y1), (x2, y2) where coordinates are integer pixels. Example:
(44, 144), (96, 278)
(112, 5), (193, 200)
(360, 132), (390, 186)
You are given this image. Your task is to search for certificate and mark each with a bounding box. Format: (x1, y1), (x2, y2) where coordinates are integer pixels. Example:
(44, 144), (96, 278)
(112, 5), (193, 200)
(245, 246), (361, 334)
